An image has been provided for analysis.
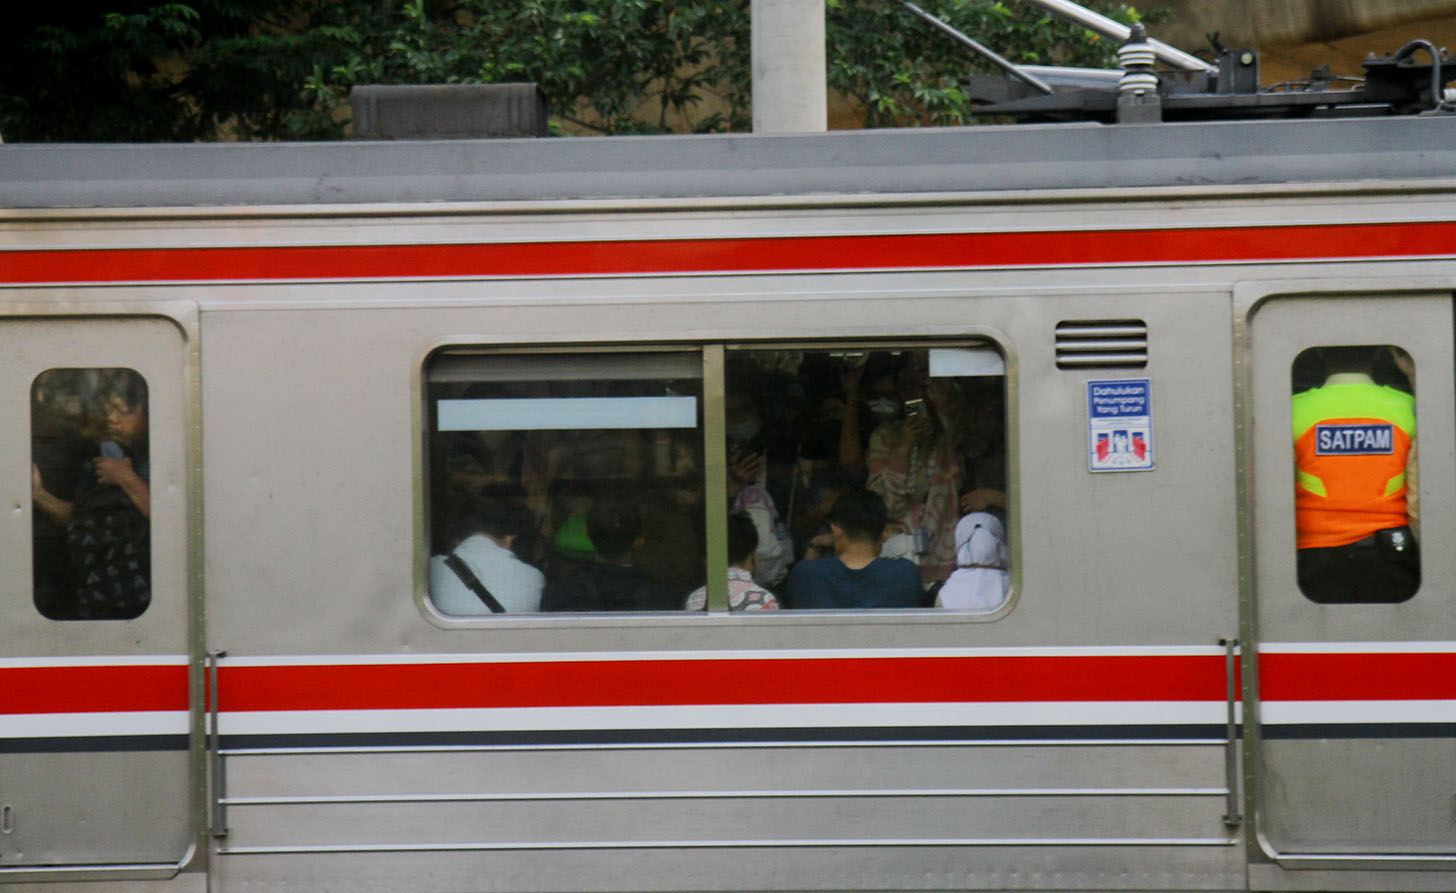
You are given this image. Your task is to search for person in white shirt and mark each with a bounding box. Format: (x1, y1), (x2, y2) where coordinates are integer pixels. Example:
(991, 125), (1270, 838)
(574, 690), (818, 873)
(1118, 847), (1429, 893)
(430, 499), (545, 614)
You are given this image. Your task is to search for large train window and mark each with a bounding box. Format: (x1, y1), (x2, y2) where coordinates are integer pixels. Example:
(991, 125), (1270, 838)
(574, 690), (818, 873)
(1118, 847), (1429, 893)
(424, 343), (1008, 616)
(723, 344), (1008, 612)
(1291, 345), (1419, 603)
(426, 350), (705, 613)
(31, 368), (152, 620)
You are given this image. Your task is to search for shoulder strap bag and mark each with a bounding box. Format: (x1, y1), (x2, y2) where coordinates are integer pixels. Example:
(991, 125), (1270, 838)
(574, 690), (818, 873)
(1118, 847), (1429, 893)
(443, 553), (506, 613)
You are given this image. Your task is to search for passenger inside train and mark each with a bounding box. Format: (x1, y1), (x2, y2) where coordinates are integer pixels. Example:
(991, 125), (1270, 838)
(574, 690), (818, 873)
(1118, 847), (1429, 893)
(430, 494), (545, 614)
(1291, 344), (1419, 604)
(683, 512), (781, 611)
(30, 368), (152, 620)
(784, 486), (925, 609)
(426, 344), (1009, 614)
(539, 494), (682, 612)
(724, 366), (793, 590)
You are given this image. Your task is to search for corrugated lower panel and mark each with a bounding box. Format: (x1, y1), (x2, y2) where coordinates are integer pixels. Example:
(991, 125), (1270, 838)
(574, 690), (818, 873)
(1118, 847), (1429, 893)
(216, 742), (1234, 853)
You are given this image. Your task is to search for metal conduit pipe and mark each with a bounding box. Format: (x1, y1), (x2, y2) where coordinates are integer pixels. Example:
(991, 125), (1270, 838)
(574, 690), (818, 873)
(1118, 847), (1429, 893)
(897, 0), (1055, 94)
(1015, 0), (1218, 73)
(1393, 39), (1443, 111)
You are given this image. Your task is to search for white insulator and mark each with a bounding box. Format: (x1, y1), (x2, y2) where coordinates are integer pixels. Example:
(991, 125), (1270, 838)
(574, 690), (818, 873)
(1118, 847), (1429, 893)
(1118, 44), (1157, 70)
(1119, 70), (1160, 95)
(1118, 24), (1158, 96)
(1446, 86), (1456, 106)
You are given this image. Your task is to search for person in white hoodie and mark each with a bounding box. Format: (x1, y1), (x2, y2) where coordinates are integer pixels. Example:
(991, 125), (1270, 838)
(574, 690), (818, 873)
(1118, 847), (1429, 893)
(935, 512), (1009, 612)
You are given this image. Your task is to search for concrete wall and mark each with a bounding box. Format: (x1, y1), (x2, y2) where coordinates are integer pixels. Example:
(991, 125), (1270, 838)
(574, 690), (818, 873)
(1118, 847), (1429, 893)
(1143, 0), (1456, 90)
(1151, 0), (1456, 52)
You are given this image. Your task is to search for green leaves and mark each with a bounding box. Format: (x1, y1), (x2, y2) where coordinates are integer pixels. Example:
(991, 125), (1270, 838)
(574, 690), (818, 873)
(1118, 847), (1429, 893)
(292, 0), (753, 135)
(828, 0), (1147, 127)
(1, 0), (1158, 140)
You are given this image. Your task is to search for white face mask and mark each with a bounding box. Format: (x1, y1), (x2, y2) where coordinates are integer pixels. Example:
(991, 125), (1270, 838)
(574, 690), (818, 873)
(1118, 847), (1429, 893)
(865, 398), (900, 420)
(726, 417), (762, 442)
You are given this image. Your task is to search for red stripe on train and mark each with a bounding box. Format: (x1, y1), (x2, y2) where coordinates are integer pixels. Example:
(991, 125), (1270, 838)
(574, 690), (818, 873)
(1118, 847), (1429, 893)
(3, 221), (1455, 284)
(0, 665), (188, 714)
(4, 651), (1453, 716)
(207, 655), (1231, 712)
(1258, 651), (1456, 701)
(0, 655), (1227, 714)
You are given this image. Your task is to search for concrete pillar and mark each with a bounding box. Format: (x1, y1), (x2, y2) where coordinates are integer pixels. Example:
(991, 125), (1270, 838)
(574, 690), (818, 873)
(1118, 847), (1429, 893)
(752, 0), (827, 133)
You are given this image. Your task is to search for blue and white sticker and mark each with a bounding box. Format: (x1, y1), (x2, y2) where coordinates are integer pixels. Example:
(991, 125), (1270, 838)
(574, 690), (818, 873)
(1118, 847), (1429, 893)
(1314, 423), (1394, 455)
(1088, 378), (1154, 472)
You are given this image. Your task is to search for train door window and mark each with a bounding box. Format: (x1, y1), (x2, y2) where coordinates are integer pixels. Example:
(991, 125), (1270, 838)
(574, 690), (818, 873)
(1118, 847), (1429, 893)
(31, 368), (151, 621)
(1291, 345), (1419, 603)
(721, 344), (1008, 612)
(426, 350), (705, 614)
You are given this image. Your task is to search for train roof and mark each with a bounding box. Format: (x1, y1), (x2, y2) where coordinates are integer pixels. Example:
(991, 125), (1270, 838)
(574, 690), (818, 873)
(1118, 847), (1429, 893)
(2, 115), (1455, 210)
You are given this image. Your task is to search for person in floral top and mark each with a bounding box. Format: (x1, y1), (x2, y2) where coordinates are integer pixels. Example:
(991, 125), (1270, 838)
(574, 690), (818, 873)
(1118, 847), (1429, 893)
(684, 512), (780, 611)
(857, 357), (965, 587)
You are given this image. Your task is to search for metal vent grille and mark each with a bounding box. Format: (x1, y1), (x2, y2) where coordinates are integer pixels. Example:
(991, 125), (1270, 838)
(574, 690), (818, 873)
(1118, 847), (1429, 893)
(1055, 320), (1148, 368)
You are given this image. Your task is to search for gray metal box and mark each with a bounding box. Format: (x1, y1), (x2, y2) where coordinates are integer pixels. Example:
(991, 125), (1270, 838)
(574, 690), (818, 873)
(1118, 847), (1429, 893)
(350, 83), (548, 139)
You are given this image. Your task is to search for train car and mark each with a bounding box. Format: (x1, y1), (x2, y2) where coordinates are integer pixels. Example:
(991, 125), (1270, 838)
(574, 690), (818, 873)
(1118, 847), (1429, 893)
(2, 114), (1456, 892)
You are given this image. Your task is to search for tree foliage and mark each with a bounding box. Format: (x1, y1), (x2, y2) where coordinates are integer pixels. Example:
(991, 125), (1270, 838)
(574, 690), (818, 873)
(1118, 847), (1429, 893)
(3, 1), (349, 141)
(829, 0), (1150, 127)
(1, 0), (1155, 141)
(297, 0), (753, 136)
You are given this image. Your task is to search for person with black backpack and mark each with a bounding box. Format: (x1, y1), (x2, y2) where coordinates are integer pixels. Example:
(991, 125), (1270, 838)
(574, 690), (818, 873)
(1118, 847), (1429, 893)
(539, 495), (680, 613)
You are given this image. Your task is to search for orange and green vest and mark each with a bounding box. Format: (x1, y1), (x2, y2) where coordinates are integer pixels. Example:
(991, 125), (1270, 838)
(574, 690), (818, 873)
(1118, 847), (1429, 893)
(1292, 378), (1414, 550)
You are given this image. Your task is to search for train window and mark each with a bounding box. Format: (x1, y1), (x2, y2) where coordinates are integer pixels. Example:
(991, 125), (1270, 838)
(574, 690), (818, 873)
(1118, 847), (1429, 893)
(1291, 345), (1419, 604)
(720, 345), (1009, 612)
(426, 350), (705, 614)
(31, 368), (152, 620)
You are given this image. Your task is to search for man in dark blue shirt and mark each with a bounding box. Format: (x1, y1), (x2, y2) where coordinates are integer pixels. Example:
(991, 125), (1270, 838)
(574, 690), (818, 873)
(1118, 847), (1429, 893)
(785, 486), (925, 609)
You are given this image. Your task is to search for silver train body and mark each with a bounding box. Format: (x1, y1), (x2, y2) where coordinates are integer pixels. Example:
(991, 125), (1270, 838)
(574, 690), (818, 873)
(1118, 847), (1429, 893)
(1, 116), (1455, 891)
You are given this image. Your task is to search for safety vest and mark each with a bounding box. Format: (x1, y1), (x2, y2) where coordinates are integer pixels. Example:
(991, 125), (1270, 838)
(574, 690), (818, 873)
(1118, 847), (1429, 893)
(1292, 378), (1414, 550)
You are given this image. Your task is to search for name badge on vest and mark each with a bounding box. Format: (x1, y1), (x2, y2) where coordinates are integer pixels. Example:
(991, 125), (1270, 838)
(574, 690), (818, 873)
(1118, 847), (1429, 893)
(1315, 423), (1395, 455)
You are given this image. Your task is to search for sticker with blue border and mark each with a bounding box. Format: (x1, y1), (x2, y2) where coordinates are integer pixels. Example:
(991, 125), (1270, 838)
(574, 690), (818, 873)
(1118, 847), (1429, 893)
(1087, 378), (1154, 472)
(1314, 423), (1394, 455)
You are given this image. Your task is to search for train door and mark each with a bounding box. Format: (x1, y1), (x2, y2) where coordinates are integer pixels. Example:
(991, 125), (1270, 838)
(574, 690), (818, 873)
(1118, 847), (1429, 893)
(1244, 290), (1456, 870)
(0, 313), (195, 877)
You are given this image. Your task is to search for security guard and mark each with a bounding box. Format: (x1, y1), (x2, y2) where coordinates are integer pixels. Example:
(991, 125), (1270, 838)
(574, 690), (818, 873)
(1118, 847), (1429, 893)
(1292, 346), (1418, 603)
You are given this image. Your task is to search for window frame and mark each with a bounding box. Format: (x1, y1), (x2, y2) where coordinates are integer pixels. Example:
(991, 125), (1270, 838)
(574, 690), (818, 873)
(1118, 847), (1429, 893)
(31, 366), (154, 621)
(414, 336), (1017, 627)
(1290, 343), (1420, 605)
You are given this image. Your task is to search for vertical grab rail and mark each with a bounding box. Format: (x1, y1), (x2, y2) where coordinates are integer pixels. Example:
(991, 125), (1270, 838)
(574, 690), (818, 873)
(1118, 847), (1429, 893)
(207, 650), (228, 839)
(1220, 637), (1243, 827)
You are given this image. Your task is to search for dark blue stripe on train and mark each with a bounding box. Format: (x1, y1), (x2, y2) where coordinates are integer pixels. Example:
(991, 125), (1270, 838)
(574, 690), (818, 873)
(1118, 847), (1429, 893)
(0, 735), (188, 754)
(9, 724), (1452, 753)
(1261, 723), (1456, 740)
(219, 726), (1232, 749)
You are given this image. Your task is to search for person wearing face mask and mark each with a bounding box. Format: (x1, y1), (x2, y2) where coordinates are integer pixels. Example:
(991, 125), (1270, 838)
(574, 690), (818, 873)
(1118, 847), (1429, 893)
(725, 383), (793, 588)
(837, 352), (895, 478)
(32, 371), (152, 620)
(788, 388), (860, 552)
(860, 354), (965, 588)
